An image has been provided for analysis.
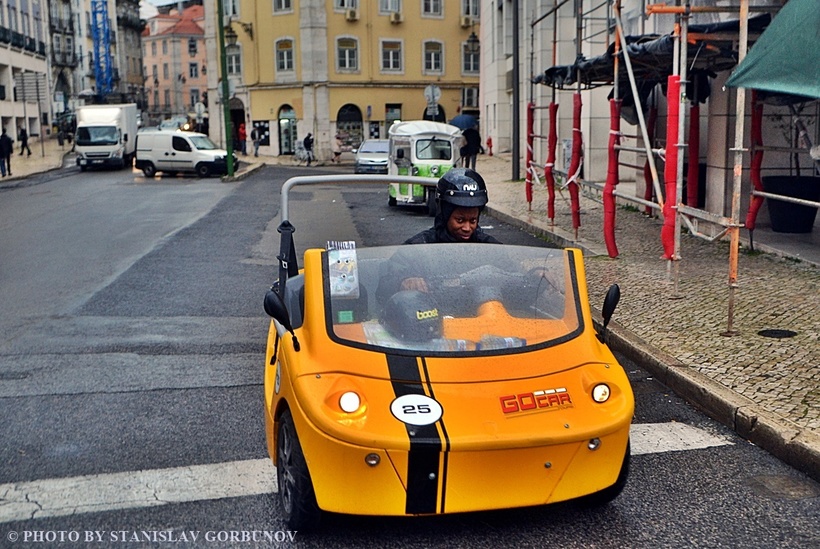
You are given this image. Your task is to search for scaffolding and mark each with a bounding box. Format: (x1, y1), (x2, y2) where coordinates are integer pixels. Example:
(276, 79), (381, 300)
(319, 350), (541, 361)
(530, 0), (818, 332)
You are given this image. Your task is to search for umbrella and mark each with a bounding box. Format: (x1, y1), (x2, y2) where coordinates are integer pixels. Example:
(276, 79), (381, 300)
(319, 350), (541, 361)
(449, 114), (478, 130)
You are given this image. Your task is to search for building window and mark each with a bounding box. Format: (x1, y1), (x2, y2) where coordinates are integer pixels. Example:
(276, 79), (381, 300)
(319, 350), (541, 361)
(462, 0), (479, 18)
(379, 0), (400, 14)
(423, 41), (443, 73)
(53, 34), (62, 52)
(188, 38), (197, 56)
(153, 90), (159, 108)
(276, 39), (294, 71)
(164, 89), (171, 107)
(335, 0), (358, 8)
(422, 0), (442, 17)
(224, 0), (239, 17)
(381, 40), (402, 72)
(462, 87), (479, 108)
(189, 63), (199, 79)
(189, 89), (199, 108)
(226, 44), (242, 74)
(386, 104), (402, 127)
(163, 63), (169, 79)
(337, 37), (358, 71)
(151, 41), (156, 56)
(273, 0), (291, 12)
(462, 43), (479, 74)
(162, 40), (168, 55)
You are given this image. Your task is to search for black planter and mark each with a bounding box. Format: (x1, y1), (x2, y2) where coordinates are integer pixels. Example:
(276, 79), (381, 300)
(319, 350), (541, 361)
(761, 176), (820, 233)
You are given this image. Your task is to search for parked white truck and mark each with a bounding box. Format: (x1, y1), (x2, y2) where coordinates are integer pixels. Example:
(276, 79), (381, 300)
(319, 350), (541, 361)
(74, 103), (138, 171)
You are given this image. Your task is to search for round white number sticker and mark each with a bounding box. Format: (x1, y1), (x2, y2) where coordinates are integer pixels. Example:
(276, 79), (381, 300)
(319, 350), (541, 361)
(390, 394), (443, 426)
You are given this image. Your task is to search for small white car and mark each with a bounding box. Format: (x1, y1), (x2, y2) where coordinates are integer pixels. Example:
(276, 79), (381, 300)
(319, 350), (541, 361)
(135, 130), (237, 178)
(354, 139), (390, 174)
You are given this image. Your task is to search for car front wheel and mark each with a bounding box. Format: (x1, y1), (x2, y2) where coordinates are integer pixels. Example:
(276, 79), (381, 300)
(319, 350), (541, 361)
(141, 163), (156, 177)
(196, 163), (212, 178)
(277, 409), (321, 531)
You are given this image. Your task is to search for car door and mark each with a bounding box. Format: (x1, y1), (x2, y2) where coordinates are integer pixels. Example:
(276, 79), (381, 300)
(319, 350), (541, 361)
(170, 135), (196, 171)
(151, 134), (177, 173)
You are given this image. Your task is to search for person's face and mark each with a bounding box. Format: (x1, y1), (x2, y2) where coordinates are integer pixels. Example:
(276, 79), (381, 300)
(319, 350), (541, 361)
(446, 206), (480, 241)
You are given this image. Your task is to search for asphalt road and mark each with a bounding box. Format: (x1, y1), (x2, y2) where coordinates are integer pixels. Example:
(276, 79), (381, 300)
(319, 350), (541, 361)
(0, 165), (817, 548)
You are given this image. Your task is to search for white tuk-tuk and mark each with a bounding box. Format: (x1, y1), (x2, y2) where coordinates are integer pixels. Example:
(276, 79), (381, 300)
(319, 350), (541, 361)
(388, 120), (463, 215)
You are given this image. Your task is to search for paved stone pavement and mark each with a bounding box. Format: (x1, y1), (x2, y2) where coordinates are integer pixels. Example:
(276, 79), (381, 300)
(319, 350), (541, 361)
(471, 153), (819, 482)
(6, 138), (819, 481)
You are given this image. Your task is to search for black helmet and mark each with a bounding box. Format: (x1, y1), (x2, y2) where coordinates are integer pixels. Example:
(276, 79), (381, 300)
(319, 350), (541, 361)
(436, 168), (488, 208)
(381, 291), (442, 342)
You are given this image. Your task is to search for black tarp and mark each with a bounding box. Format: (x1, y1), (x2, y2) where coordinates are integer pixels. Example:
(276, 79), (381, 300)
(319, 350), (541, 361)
(534, 13), (772, 103)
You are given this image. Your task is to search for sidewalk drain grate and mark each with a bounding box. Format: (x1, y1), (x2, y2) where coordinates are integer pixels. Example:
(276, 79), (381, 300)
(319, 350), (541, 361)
(757, 329), (797, 339)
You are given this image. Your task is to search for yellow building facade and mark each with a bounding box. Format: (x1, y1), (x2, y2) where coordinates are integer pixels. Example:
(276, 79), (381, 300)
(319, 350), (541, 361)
(208, 0), (480, 160)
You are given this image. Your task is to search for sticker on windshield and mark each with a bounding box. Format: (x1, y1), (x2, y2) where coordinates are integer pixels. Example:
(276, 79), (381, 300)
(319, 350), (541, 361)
(390, 394), (443, 426)
(327, 241), (359, 299)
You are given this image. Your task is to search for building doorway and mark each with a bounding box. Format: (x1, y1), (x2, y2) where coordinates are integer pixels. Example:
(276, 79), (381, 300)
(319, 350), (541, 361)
(337, 104), (363, 149)
(278, 105), (297, 155)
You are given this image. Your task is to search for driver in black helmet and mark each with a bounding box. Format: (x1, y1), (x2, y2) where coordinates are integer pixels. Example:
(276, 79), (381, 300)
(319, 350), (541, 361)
(404, 167), (501, 244)
(377, 168), (502, 303)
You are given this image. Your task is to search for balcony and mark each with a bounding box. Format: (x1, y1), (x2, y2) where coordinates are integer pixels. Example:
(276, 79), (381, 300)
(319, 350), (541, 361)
(49, 18), (74, 33)
(117, 14), (145, 32)
(25, 36), (36, 52)
(11, 31), (25, 48)
(0, 27), (10, 44)
(52, 50), (78, 67)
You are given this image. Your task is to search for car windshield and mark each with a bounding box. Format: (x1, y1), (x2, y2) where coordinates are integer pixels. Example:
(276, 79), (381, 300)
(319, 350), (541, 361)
(360, 141), (389, 153)
(416, 138), (452, 160)
(189, 135), (218, 150)
(75, 126), (119, 146)
(325, 244), (582, 355)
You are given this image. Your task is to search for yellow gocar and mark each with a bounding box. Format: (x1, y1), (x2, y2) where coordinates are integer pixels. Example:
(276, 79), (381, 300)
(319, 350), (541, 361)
(263, 176), (634, 531)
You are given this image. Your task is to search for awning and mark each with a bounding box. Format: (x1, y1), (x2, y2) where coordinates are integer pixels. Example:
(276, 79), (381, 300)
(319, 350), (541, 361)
(726, 0), (820, 101)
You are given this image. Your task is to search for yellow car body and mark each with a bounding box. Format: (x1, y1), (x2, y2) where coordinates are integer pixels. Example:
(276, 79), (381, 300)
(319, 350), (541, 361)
(263, 217), (633, 530)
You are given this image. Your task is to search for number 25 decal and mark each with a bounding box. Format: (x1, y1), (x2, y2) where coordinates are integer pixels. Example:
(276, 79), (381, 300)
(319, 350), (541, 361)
(391, 395), (443, 426)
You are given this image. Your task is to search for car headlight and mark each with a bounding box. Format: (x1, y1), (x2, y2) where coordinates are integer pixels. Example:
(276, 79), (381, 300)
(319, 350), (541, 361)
(431, 165), (440, 175)
(339, 391), (361, 413)
(592, 383), (611, 403)
(411, 166), (419, 176)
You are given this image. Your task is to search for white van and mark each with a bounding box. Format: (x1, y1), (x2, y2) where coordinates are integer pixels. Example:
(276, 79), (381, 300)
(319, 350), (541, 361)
(135, 130), (238, 177)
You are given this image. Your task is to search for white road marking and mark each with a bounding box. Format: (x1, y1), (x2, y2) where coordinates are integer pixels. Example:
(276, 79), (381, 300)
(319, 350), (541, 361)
(0, 459), (277, 524)
(630, 421), (733, 456)
(0, 422), (731, 523)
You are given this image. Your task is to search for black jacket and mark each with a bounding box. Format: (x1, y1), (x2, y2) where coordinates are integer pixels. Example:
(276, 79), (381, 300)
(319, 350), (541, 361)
(0, 134), (13, 156)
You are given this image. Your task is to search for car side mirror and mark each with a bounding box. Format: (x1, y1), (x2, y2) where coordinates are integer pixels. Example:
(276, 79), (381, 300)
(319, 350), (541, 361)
(598, 284), (620, 344)
(264, 287), (301, 351)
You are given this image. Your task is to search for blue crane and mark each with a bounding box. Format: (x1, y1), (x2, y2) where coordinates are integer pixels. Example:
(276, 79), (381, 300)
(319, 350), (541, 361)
(90, 0), (113, 96)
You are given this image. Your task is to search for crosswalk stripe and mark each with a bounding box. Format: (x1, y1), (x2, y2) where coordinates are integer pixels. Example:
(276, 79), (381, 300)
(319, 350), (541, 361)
(0, 422), (732, 523)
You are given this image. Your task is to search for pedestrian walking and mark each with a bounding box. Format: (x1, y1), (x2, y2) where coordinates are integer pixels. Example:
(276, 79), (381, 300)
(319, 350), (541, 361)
(251, 126), (261, 157)
(303, 133), (314, 166)
(19, 128), (32, 157)
(461, 125), (481, 170)
(331, 134), (342, 163)
(0, 128), (13, 176)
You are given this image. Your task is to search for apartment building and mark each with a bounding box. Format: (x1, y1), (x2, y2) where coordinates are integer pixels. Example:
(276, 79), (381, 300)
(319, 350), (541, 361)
(0, 0), (49, 139)
(202, 0), (481, 160)
(142, 4), (208, 127)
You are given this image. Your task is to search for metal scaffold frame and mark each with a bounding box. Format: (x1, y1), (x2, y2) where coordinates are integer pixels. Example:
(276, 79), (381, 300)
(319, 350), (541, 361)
(530, 0), (817, 333)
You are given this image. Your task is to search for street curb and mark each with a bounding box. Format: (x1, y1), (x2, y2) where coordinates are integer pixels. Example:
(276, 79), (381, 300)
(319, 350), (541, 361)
(221, 161), (265, 182)
(604, 318), (820, 482)
(499, 202), (820, 482)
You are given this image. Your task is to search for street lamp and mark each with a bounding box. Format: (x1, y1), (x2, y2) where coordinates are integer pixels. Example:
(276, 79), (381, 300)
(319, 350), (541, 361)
(216, 0), (235, 176)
